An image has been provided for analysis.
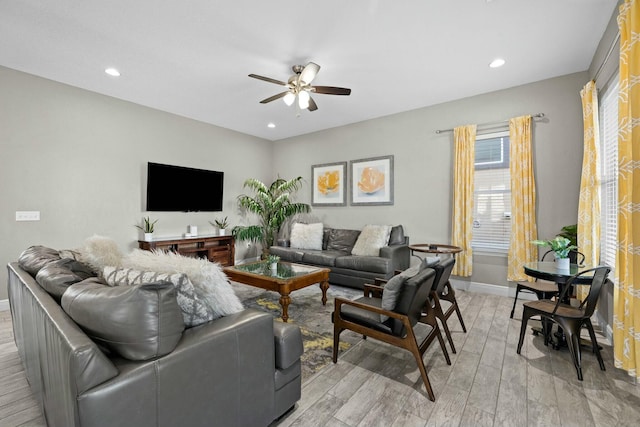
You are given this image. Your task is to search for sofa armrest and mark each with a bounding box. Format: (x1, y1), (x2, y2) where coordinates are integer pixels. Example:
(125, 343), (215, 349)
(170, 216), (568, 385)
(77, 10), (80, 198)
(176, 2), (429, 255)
(379, 242), (410, 271)
(273, 321), (303, 370)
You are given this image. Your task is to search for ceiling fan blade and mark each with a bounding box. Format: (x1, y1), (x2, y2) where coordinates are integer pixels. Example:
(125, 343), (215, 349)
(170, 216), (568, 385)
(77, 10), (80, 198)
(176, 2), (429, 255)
(312, 86), (352, 96)
(298, 62), (320, 85)
(307, 96), (318, 112)
(249, 74), (288, 86)
(260, 91), (290, 104)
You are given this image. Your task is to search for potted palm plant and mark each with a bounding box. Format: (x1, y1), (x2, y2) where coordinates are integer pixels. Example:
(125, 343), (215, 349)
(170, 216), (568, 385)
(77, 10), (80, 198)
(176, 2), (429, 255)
(136, 216), (158, 241)
(233, 177), (310, 258)
(531, 236), (577, 270)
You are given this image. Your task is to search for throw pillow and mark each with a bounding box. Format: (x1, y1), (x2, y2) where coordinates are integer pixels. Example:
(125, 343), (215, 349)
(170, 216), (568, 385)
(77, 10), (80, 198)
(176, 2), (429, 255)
(351, 225), (392, 256)
(62, 280), (184, 361)
(121, 249), (244, 318)
(80, 235), (124, 273)
(103, 266), (217, 327)
(290, 222), (324, 250)
(326, 229), (361, 253)
(420, 256), (441, 270)
(380, 274), (407, 322)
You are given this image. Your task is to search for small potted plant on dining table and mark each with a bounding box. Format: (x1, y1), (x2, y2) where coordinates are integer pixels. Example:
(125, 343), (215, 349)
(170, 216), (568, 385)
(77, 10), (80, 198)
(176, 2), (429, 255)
(531, 236), (577, 270)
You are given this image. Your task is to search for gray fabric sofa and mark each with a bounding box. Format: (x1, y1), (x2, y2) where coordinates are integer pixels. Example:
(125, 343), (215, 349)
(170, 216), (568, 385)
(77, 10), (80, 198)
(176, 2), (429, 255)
(270, 225), (410, 289)
(7, 246), (303, 427)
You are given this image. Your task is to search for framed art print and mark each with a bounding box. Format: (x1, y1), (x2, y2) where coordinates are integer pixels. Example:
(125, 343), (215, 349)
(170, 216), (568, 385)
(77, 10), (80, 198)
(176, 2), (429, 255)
(311, 161), (347, 206)
(350, 155), (394, 206)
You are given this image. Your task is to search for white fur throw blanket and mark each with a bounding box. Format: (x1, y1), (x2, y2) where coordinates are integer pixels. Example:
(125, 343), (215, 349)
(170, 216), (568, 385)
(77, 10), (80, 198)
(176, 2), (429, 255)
(78, 236), (244, 318)
(122, 249), (244, 317)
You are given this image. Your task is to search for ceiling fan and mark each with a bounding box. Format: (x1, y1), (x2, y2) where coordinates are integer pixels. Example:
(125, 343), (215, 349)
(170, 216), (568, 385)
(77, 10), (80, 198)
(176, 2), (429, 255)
(249, 62), (351, 112)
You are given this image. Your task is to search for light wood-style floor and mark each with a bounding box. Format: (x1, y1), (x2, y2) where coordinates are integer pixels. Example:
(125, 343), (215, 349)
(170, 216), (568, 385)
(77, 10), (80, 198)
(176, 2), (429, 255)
(2, 289), (639, 427)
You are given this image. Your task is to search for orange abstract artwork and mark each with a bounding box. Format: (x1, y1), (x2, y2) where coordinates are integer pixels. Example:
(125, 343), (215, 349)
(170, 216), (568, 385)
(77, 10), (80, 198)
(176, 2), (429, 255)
(317, 170), (340, 195)
(358, 167), (385, 194)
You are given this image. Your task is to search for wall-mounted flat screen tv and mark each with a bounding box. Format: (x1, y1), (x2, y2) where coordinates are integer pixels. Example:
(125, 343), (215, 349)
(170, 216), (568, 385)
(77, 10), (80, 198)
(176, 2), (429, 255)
(146, 162), (224, 212)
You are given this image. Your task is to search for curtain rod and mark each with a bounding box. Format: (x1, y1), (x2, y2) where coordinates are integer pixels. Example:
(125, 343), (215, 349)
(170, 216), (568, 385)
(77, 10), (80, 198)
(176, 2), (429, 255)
(593, 31), (620, 83)
(435, 113), (545, 134)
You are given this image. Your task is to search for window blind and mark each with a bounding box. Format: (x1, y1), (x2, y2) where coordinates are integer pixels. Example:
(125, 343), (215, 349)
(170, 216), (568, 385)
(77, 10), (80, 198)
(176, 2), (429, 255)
(472, 133), (511, 252)
(599, 77), (619, 270)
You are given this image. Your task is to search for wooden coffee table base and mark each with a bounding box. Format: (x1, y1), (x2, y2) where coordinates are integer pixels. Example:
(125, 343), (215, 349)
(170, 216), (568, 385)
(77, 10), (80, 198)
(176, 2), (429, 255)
(224, 262), (330, 322)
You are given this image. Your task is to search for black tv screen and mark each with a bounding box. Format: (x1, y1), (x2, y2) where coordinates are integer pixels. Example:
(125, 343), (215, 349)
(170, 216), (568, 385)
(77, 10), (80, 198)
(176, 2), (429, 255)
(146, 162), (224, 212)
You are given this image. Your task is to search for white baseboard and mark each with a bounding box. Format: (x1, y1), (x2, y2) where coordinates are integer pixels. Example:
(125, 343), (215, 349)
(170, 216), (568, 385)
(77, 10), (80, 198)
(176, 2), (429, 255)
(0, 299), (9, 311)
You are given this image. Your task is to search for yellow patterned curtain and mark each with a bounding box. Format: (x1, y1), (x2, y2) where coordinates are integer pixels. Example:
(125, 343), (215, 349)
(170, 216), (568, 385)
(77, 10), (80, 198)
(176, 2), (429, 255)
(451, 125), (476, 276)
(614, 0), (640, 379)
(507, 115), (538, 282)
(578, 81), (601, 269)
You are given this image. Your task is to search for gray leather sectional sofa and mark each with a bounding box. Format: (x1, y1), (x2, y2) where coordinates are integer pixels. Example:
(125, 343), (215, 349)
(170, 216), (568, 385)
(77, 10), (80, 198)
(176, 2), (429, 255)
(7, 245), (303, 427)
(270, 225), (410, 289)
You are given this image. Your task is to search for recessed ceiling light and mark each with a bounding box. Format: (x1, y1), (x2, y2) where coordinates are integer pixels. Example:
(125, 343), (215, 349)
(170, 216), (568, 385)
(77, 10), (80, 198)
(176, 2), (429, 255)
(267, 123), (276, 128)
(489, 58), (505, 68)
(105, 67), (121, 77)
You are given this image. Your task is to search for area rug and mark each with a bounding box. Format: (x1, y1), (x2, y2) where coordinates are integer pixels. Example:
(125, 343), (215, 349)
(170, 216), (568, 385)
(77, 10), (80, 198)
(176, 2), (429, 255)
(230, 281), (363, 381)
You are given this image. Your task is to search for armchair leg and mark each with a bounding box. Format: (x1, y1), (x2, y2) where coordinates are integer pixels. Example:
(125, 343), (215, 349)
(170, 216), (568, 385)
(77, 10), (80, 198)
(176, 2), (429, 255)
(432, 293), (456, 354)
(407, 332), (436, 401)
(333, 321), (343, 363)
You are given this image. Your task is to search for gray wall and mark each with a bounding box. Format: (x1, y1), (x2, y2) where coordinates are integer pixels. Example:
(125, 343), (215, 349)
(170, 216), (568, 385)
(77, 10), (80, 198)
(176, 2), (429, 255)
(0, 65), (271, 299)
(273, 71), (589, 290)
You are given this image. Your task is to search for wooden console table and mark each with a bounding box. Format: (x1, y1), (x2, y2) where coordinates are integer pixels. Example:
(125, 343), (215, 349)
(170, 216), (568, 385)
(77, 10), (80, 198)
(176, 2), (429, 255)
(138, 234), (235, 266)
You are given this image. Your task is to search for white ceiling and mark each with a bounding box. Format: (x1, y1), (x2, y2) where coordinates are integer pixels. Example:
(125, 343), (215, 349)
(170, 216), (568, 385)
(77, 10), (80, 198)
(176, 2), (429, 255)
(0, 0), (617, 141)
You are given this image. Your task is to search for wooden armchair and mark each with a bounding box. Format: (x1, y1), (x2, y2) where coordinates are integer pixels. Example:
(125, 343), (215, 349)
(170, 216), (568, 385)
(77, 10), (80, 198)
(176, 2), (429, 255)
(332, 268), (450, 401)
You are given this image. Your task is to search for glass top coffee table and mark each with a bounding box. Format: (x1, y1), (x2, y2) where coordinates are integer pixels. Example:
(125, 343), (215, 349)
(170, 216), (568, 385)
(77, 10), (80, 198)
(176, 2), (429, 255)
(224, 261), (330, 322)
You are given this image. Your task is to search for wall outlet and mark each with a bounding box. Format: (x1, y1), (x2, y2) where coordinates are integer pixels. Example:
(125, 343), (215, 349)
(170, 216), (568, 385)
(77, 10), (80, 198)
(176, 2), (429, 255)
(16, 211), (40, 221)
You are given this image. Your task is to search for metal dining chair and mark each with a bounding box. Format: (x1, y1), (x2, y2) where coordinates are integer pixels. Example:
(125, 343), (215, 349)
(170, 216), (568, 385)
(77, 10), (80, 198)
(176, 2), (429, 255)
(510, 250), (586, 318)
(516, 266), (611, 381)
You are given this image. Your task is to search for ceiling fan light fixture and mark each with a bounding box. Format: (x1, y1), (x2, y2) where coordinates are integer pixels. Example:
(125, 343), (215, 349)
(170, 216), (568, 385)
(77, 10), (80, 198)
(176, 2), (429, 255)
(298, 91), (310, 109)
(283, 92), (296, 106)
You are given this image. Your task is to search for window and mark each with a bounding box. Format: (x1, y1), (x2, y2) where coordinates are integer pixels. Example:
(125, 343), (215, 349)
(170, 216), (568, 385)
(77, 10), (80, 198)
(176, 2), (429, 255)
(472, 131), (511, 252)
(599, 76), (619, 271)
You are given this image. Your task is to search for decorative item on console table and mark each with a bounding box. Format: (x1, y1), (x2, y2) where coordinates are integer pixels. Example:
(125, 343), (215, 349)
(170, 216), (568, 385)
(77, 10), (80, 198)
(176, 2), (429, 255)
(210, 216), (230, 236)
(138, 234), (235, 266)
(135, 216), (158, 241)
(233, 177), (310, 259)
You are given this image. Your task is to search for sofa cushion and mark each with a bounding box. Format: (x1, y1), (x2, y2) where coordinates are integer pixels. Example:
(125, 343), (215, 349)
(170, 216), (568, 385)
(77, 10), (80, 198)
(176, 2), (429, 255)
(18, 245), (61, 276)
(322, 228), (332, 250)
(35, 258), (95, 301)
(290, 222), (323, 250)
(62, 280), (185, 361)
(351, 225), (392, 256)
(335, 255), (392, 274)
(326, 229), (361, 253)
(103, 267), (216, 327)
(388, 225), (406, 245)
(301, 250), (345, 267)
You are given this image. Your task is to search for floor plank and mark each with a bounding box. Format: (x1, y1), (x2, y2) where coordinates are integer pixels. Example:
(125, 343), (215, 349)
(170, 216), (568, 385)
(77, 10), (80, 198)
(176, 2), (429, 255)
(2, 287), (639, 427)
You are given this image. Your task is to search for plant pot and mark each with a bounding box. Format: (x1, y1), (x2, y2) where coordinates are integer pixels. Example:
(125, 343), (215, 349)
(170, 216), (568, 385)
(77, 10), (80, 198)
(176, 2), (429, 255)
(270, 263), (278, 274)
(555, 256), (570, 270)
(144, 233), (153, 242)
(219, 228), (226, 236)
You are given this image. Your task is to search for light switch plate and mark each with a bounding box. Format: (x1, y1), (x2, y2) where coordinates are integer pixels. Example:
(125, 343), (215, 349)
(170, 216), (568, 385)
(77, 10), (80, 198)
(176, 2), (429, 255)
(16, 211), (40, 221)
